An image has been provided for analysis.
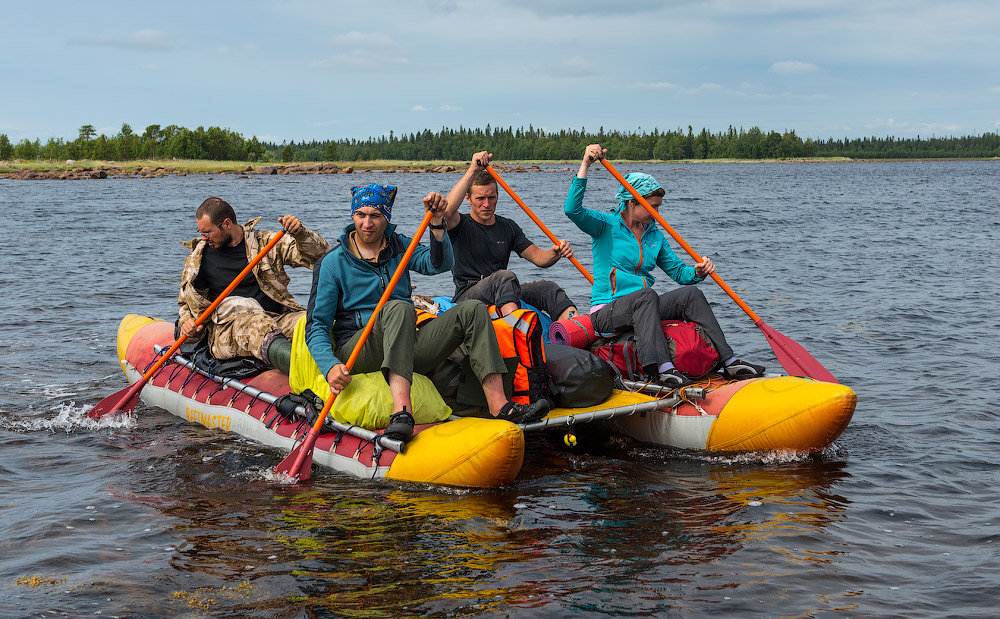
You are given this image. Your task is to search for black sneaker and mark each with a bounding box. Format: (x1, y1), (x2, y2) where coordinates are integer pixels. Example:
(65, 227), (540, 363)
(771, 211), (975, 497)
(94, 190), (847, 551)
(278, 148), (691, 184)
(653, 369), (693, 389)
(496, 399), (551, 424)
(384, 408), (415, 442)
(722, 359), (766, 380)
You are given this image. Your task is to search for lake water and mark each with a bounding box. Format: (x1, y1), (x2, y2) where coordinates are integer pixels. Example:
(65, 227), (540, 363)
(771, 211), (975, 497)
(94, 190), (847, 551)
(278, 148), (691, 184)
(1, 161), (998, 618)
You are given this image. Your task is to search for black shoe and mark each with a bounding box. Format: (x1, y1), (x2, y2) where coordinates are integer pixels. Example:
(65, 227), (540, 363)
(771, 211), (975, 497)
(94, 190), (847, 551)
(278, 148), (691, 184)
(496, 399), (550, 424)
(722, 359), (766, 380)
(653, 369), (694, 389)
(384, 408), (415, 442)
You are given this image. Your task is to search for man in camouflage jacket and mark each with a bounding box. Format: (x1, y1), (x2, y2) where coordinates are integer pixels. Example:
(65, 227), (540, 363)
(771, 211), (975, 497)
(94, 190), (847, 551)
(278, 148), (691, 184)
(178, 197), (330, 372)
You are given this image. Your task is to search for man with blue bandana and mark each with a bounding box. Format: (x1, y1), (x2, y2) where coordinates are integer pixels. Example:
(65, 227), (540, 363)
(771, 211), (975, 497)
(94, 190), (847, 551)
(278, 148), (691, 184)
(306, 184), (550, 442)
(564, 145), (765, 388)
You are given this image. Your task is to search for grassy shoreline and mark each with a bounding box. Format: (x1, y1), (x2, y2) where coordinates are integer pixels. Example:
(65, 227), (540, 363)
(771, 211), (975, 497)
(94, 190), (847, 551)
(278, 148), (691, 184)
(2, 156), (996, 179)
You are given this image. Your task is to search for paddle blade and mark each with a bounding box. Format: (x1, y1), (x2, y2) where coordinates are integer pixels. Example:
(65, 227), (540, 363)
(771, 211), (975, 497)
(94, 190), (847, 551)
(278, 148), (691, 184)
(756, 320), (839, 383)
(274, 428), (320, 481)
(87, 380), (144, 419)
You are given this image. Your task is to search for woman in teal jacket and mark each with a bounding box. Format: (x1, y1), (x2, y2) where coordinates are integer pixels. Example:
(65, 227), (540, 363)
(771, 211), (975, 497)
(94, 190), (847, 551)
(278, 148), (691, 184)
(564, 144), (765, 388)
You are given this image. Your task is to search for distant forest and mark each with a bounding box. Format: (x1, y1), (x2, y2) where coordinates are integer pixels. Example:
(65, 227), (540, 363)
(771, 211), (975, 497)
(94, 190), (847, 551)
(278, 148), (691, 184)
(2, 123), (999, 163)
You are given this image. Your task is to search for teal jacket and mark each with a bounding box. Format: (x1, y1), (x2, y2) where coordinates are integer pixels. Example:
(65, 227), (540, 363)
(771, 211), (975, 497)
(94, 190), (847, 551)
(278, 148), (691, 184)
(305, 222), (453, 376)
(564, 176), (701, 306)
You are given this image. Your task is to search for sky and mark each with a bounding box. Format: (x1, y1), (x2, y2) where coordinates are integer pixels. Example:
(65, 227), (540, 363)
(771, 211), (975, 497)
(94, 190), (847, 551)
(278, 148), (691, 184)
(2, 0), (998, 145)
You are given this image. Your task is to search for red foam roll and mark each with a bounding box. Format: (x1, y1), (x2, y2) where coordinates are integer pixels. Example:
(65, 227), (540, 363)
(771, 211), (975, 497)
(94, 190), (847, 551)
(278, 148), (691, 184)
(549, 314), (597, 348)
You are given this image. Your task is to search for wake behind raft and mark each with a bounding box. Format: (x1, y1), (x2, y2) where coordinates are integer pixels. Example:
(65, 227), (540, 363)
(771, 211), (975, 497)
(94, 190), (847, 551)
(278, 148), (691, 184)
(109, 314), (856, 489)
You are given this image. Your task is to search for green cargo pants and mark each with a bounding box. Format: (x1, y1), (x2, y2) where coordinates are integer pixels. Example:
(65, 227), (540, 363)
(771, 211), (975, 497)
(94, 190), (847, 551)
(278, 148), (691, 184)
(334, 299), (506, 384)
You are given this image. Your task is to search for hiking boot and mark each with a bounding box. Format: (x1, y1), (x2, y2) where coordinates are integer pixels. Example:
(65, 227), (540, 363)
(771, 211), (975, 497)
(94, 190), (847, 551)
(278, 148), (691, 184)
(384, 408), (415, 442)
(722, 359), (766, 380)
(653, 369), (694, 389)
(496, 399), (551, 424)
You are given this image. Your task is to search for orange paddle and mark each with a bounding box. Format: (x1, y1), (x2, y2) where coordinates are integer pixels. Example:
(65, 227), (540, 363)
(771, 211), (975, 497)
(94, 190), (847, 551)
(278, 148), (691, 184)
(90, 229), (287, 418)
(486, 166), (594, 285)
(600, 158), (838, 383)
(275, 209), (435, 481)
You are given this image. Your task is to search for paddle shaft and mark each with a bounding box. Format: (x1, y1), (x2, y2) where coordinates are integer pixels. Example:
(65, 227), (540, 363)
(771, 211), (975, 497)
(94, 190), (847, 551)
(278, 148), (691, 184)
(598, 160), (761, 321)
(278, 210), (436, 478)
(599, 158), (837, 382)
(486, 166), (594, 285)
(100, 229), (287, 415)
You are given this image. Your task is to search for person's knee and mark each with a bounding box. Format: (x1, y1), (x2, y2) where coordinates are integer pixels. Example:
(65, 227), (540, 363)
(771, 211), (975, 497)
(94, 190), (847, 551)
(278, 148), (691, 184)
(634, 287), (659, 306)
(454, 299), (487, 318)
(496, 269), (519, 285)
(681, 286), (708, 306)
(383, 299), (417, 321)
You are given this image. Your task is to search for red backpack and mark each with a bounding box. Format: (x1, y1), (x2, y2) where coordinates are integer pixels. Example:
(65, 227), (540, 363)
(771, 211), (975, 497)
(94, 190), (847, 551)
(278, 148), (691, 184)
(489, 307), (549, 404)
(661, 321), (719, 378)
(593, 320), (719, 379)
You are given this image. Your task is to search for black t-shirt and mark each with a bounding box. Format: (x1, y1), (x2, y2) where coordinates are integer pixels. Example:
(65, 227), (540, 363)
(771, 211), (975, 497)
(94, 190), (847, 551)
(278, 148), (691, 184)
(193, 239), (284, 314)
(448, 213), (533, 299)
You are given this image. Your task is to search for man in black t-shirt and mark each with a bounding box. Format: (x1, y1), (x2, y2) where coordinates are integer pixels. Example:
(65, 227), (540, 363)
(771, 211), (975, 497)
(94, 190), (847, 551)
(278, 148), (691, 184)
(177, 197), (330, 373)
(443, 152), (578, 321)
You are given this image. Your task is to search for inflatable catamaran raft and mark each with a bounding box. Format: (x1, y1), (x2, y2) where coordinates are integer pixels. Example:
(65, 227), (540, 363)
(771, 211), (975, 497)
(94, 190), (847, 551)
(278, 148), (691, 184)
(112, 314), (856, 488)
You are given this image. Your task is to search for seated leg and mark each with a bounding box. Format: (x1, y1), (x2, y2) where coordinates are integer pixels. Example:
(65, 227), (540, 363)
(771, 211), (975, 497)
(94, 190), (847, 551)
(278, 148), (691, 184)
(520, 279), (577, 321)
(454, 270), (522, 314)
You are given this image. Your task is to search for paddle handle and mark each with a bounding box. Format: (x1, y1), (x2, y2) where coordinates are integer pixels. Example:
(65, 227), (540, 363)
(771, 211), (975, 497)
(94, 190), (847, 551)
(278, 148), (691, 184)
(486, 166), (594, 285)
(599, 160), (761, 323)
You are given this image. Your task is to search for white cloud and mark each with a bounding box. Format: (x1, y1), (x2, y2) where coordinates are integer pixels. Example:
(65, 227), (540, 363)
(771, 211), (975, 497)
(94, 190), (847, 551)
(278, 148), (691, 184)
(332, 31), (396, 47)
(630, 82), (681, 89)
(310, 50), (409, 70)
(412, 105), (432, 112)
(141, 64), (159, 71)
(72, 29), (174, 51)
(549, 56), (601, 78)
(989, 86), (1000, 94)
(770, 61), (819, 75)
(440, 105), (463, 112)
(506, 0), (672, 17)
(217, 44), (259, 56)
(862, 118), (962, 135)
(311, 31), (409, 70)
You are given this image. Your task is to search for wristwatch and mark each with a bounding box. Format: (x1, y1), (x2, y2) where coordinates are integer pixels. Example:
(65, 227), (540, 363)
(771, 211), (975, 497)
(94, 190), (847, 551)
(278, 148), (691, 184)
(429, 221), (447, 230)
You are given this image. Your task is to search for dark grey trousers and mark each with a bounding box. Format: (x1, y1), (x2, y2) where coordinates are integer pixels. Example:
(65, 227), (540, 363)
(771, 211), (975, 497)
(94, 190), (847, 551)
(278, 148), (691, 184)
(590, 287), (734, 371)
(455, 269), (576, 320)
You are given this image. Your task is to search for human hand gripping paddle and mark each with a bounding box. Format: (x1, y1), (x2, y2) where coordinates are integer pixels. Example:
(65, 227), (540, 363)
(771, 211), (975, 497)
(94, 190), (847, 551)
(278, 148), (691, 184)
(274, 207), (436, 482)
(89, 228), (288, 419)
(599, 158), (838, 383)
(485, 166), (594, 285)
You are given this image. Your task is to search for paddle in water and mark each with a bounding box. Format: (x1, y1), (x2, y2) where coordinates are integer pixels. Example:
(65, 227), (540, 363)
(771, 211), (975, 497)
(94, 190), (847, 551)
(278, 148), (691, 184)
(599, 158), (838, 383)
(275, 208), (436, 482)
(89, 229), (288, 419)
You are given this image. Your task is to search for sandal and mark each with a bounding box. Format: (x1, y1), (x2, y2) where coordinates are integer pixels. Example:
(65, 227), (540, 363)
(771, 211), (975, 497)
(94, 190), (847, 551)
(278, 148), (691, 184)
(384, 408), (415, 442)
(495, 399), (550, 424)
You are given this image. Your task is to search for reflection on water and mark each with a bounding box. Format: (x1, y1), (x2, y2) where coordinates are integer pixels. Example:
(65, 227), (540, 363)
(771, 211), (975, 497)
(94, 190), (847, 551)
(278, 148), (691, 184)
(101, 432), (853, 617)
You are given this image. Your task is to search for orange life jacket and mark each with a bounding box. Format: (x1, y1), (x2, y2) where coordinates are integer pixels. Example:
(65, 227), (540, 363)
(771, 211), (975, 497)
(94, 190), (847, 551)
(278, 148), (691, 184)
(488, 306), (549, 404)
(415, 307), (436, 329)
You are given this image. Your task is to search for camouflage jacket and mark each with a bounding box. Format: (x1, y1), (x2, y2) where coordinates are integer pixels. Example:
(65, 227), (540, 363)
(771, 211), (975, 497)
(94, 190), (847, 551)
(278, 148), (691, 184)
(177, 217), (330, 335)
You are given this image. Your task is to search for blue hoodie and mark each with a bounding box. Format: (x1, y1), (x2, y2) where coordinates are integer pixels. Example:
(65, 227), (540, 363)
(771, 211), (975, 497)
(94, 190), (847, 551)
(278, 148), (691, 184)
(305, 222), (453, 376)
(564, 176), (701, 306)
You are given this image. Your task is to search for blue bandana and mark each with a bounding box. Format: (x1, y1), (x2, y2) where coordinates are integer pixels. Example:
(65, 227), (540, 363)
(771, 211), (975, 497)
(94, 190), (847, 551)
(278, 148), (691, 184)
(614, 173), (662, 211)
(351, 184), (397, 221)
